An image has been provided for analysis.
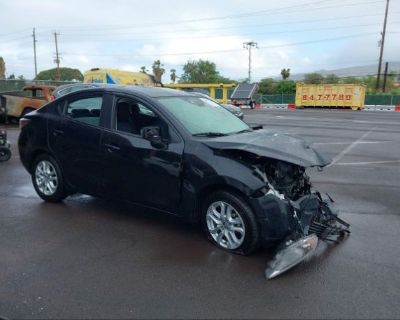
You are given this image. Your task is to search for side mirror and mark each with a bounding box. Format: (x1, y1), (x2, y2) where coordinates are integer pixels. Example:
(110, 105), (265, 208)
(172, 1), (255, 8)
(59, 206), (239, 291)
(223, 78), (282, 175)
(141, 126), (167, 148)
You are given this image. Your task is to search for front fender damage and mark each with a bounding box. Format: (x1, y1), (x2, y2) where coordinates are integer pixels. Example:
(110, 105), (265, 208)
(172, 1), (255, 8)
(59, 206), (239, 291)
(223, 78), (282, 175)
(216, 148), (351, 279)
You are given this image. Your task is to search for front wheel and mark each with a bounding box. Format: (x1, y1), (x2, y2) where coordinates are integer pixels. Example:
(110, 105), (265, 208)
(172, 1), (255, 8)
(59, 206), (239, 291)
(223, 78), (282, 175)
(202, 191), (260, 255)
(32, 154), (68, 202)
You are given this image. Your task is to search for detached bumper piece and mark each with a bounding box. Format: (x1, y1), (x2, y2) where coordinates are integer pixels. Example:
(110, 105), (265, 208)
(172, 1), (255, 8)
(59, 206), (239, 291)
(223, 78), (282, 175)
(265, 192), (350, 280)
(309, 192), (351, 242)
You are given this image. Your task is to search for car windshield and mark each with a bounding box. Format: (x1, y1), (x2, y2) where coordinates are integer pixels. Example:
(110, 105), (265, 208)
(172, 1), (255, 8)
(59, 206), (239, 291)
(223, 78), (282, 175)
(157, 96), (250, 136)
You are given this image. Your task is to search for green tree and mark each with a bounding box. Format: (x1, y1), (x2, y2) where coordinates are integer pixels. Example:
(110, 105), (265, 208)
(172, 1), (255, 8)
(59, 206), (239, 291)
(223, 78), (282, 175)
(304, 72), (324, 84)
(7, 74), (15, 80)
(257, 78), (278, 94)
(324, 74), (339, 84)
(341, 76), (360, 84)
(35, 67), (83, 81)
(276, 80), (296, 94)
(0, 57), (5, 79)
(280, 68), (290, 80)
(152, 60), (165, 82)
(180, 59), (233, 83)
(170, 69), (177, 83)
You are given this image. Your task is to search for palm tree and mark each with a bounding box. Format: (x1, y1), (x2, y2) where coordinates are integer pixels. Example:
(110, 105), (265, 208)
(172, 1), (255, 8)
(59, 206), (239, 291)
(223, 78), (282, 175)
(140, 66), (148, 74)
(170, 69), (177, 83)
(152, 60), (165, 82)
(280, 68), (290, 80)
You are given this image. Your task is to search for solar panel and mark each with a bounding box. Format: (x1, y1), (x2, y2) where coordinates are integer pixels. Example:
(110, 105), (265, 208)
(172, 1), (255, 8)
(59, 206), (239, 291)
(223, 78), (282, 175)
(230, 83), (258, 100)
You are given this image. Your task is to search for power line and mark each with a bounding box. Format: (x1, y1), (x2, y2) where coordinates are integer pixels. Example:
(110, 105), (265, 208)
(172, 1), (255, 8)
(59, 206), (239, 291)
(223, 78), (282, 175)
(28, 0), (382, 32)
(35, 22), (398, 44)
(62, 32), (381, 58)
(54, 13), (400, 39)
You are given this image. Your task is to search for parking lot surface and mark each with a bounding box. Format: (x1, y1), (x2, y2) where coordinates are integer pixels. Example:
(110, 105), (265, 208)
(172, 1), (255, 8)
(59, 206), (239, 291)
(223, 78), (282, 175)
(1, 109), (400, 319)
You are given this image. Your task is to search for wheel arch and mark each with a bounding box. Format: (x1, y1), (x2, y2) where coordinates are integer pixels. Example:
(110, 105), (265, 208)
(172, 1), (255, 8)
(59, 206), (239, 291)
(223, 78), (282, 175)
(194, 182), (253, 224)
(21, 106), (36, 117)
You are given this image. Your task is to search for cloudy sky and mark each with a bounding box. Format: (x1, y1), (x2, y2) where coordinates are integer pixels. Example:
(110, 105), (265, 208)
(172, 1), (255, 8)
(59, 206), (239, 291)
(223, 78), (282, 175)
(0, 0), (399, 81)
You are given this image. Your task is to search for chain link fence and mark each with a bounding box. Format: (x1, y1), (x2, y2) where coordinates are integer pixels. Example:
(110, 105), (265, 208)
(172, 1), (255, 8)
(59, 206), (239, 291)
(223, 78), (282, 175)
(1, 80), (399, 105)
(254, 93), (400, 106)
(0, 79), (76, 93)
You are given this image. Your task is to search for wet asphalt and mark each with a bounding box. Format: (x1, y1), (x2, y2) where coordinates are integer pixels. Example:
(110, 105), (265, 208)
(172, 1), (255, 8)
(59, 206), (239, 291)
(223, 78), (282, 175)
(0, 109), (399, 319)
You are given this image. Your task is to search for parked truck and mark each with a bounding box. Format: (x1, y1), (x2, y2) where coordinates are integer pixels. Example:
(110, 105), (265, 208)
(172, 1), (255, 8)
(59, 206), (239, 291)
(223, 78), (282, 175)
(295, 83), (366, 110)
(0, 85), (55, 121)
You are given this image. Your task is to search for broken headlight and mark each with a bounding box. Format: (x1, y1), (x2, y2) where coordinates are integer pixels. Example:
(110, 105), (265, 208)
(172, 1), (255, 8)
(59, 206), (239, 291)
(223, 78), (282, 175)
(265, 234), (318, 279)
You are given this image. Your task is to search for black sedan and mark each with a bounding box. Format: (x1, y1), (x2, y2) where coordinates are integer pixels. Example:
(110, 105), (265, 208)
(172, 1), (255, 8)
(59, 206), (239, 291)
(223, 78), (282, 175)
(18, 86), (349, 278)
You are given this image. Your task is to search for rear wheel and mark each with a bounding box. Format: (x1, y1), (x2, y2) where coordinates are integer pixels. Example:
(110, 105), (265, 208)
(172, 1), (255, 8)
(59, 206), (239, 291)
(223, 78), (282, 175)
(202, 190), (260, 255)
(0, 147), (11, 162)
(32, 154), (68, 202)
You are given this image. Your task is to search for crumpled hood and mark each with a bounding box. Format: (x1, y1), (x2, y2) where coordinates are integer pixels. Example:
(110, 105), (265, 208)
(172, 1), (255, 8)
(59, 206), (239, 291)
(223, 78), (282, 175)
(202, 129), (331, 167)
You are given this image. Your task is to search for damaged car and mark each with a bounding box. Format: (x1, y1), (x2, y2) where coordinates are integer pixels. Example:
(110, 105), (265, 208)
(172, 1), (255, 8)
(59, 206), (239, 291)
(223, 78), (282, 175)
(18, 86), (350, 278)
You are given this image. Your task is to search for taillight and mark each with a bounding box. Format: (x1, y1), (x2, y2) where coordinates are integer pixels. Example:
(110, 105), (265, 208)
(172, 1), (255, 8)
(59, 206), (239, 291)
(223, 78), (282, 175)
(19, 118), (31, 129)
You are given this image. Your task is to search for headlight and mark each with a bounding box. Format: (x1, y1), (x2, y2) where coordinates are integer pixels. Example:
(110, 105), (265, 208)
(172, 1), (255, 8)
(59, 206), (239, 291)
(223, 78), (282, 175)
(265, 234), (318, 279)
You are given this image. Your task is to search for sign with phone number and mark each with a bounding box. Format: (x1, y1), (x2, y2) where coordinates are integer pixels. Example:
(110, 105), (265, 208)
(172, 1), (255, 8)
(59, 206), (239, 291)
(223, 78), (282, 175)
(302, 94), (352, 101)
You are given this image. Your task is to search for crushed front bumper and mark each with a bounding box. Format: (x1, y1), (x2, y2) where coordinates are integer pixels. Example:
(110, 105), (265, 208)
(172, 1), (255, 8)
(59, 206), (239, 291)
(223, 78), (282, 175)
(264, 192), (350, 279)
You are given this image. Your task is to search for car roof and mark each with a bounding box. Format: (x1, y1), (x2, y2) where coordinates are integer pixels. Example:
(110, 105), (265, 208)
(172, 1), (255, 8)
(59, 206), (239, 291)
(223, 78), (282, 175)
(90, 85), (193, 98)
(54, 83), (100, 92)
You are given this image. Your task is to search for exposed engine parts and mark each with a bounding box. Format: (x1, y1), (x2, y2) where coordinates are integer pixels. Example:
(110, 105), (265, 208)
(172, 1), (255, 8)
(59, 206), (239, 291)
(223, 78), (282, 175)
(264, 160), (311, 201)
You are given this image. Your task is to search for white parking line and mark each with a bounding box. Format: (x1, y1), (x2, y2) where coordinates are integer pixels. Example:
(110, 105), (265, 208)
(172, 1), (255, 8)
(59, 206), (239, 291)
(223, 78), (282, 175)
(334, 160), (400, 166)
(313, 141), (392, 145)
(329, 128), (375, 166)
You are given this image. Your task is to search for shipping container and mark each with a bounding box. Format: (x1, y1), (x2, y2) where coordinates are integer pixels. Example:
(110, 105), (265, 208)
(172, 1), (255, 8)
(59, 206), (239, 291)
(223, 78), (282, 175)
(295, 83), (366, 110)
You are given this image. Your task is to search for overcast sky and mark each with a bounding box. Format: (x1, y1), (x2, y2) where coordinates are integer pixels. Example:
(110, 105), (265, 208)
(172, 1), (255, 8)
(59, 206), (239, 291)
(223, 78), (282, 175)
(0, 0), (399, 81)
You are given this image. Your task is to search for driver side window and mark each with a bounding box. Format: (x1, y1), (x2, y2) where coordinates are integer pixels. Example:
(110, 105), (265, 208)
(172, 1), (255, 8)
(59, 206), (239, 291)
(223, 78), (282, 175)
(115, 97), (162, 136)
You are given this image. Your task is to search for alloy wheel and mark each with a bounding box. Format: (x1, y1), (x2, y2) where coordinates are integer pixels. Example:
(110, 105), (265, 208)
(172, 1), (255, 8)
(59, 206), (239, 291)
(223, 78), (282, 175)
(206, 201), (246, 250)
(35, 160), (58, 196)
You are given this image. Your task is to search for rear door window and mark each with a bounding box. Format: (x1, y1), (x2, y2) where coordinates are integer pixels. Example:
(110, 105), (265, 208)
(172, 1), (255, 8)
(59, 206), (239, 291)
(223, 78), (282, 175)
(66, 96), (103, 127)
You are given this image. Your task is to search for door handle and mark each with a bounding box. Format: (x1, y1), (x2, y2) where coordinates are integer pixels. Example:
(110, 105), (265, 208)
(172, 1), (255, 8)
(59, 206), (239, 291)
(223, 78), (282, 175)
(104, 143), (121, 152)
(52, 128), (64, 136)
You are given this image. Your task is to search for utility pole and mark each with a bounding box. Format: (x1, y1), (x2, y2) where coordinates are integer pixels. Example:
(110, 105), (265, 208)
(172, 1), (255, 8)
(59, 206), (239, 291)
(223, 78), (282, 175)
(375, 0), (390, 91)
(53, 32), (61, 81)
(32, 28), (37, 78)
(382, 62), (389, 92)
(243, 41), (257, 83)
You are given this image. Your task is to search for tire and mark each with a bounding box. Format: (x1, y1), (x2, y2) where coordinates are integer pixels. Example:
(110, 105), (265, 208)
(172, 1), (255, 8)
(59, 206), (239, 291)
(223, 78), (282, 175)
(31, 154), (68, 202)
(202, 190), (260, 255)
(0, 147), (11, 162)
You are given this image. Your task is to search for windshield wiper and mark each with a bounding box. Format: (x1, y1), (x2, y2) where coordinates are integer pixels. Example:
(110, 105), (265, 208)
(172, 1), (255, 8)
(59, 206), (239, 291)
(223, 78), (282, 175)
(192, 132), (229, 137)
(232, 129), (252, 134)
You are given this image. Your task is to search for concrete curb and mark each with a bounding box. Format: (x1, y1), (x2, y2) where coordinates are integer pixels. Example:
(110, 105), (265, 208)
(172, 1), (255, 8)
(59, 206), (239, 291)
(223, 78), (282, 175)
(260, 104), (400, 112)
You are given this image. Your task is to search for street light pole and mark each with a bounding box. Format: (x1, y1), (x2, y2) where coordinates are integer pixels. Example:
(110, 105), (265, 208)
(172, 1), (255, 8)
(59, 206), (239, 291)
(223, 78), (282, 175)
(243, 41), (257, 83)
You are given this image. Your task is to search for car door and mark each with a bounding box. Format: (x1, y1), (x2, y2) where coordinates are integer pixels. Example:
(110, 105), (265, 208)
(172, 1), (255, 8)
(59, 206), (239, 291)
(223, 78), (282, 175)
(100, 94), (184, 213)
(48, 92), (108, 195)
